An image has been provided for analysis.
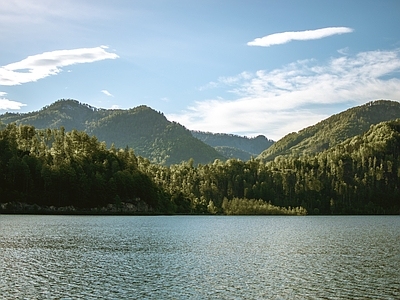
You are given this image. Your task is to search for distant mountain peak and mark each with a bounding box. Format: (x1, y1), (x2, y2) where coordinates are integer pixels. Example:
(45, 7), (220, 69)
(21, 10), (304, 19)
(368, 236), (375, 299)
(192, 130), (274, 160)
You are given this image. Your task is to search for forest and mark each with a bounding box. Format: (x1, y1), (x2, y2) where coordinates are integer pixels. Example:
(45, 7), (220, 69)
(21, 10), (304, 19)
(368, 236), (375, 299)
(259, 100), (400, 160)
(1, 119), (399, 215)
(0, 100), (226, 165)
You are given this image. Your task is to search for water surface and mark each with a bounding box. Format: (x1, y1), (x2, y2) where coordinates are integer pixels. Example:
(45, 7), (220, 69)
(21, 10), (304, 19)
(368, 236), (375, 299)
(1, 215), (399, 299)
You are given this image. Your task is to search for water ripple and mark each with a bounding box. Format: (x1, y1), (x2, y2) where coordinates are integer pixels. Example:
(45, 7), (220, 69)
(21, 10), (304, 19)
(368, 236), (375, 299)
(0, 215), (399, 299)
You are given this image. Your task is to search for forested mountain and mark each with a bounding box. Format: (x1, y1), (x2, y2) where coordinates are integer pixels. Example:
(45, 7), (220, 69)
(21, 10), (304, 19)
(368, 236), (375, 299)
(142, 118), (400, 214)
(0, 123), (304, 215)
(214, 146), (257, 161)
(191, 131), (274, 161)
(0, 100), (94, 131)
(0, 100), (224, 165)
(85, 106), (225, 165)
(258, 100), (400, 161)
(1, 108), (399, 215)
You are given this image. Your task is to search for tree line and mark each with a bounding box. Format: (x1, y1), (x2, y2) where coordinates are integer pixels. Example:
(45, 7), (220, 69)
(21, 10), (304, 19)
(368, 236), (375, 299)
(1, 120), (399, 215)
(138, 119), (400, 214)
(0, 124), (160, 211)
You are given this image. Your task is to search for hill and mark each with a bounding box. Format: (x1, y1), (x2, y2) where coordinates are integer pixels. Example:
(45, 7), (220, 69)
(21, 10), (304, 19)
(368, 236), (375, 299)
(0, 100), (94, 131)
(1, 102), (399, 215)
(191, 131), (274, 160)
(139, 118), (400, 214)
(258, 100), (400, 161)
(0, 99), (225, 165)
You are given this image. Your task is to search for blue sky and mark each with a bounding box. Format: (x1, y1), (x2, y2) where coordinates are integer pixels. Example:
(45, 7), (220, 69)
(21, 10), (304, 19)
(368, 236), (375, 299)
(1, 0), (400, 140)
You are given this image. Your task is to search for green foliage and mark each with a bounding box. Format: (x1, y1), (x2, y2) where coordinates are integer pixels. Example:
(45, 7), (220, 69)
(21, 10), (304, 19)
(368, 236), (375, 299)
(259, 100), (400, 161)
(0, 124), (165, 211)
(0, 100), (225, 165)
(2, 100), (400, 215)
(222, 197), (307, 215)
(140, 119), (400, 215)
(213, 146), (257, 161)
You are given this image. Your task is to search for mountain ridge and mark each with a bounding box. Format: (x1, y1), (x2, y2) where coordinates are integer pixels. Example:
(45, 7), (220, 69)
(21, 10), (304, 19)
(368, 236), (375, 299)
(1, 99), (400, 214)
(0, 99), (274, 165)
(258, 99), (400, 161)
(2, 99), (400, 165)
(0, 100), (225, 165)
(191, 131), (274, 160)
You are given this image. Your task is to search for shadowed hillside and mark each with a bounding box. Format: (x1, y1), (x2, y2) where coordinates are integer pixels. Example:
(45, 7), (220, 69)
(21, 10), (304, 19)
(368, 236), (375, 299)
(192, 131), (274, 161)
(0, 99), (225, 165)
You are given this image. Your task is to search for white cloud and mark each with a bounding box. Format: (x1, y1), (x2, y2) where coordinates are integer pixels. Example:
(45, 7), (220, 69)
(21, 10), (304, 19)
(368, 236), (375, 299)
(0, 92), (26, 110)
(337, 47), (350, 55)
(247, 27), (353, 47)
(110, 105), (120, 109)
(101, 90), (114, 97)
(0, 46), (119, 86)
(168, 49), (400, 140)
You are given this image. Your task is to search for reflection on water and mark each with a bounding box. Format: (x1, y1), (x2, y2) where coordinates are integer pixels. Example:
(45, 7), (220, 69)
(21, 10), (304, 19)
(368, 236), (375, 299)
(1, 215), (399, 299)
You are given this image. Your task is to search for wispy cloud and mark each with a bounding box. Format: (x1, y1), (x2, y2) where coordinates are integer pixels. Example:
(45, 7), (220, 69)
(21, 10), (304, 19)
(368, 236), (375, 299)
(247, 27), (353, 47)
(0, 46), (119, 86)
(168, 49), (400, 140)
(0, 92), (26, 110)
(0, 0), (115, 24)
(337, 47), (350, 55)
(198, 72), (252, 91)
(101, 90), (114, 97)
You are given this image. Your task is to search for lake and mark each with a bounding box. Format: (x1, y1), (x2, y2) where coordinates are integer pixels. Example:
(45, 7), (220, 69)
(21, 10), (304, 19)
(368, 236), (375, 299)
(0, 215), (399, 299)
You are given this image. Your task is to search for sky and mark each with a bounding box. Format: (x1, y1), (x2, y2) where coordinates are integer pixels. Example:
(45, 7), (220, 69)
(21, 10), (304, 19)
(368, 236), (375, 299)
(1, 0), (400, 141)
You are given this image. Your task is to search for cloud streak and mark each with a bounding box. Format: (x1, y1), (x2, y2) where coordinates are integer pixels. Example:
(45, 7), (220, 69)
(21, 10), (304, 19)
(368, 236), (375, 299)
(101, 90), (114, 97)
(247, 27), (353, 47)
(0, 92), (26, 110)
(0, 0), (116, 25)
(0, 46), (119, 86)
(168, 49), (400, 140)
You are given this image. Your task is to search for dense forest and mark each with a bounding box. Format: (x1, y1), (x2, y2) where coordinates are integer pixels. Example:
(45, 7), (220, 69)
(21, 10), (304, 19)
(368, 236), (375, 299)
(87, 105), (225, 165)
(0, 124), (160, 211)
(1, 117), (400, 214)
(1, 99), (269, 165)
(259, 100), (400, 161)
(140, 119), (400, 214)
(0, 123), (299, 215)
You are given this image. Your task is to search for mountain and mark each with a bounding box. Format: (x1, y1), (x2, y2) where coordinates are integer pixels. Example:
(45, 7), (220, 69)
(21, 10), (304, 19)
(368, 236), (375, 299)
(0, 100), (95, 131)
(191, 131), (274, 161)
(139, 117), (400, 214)
(0, 99), (225, 165)
(2, 100), (400, 215)
(258, 100), (400, 161)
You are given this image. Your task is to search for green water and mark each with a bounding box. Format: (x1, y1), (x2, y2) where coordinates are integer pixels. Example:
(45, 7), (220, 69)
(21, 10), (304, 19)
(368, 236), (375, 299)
(1, 215), (399, 299)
